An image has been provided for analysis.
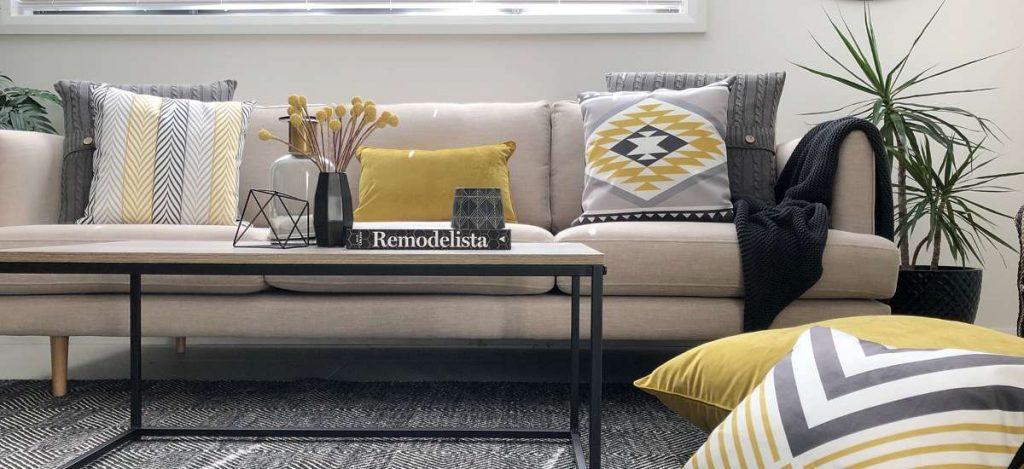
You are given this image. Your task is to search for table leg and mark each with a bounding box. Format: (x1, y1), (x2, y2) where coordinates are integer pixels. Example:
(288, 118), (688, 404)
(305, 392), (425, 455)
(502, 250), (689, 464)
(570, 276), (580, 433)
(130, 273), (142, 430)
(589, 266), (603, 469)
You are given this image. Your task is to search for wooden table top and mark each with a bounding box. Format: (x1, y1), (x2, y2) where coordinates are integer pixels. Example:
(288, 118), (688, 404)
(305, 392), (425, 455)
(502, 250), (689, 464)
(0, 240), (605, 266)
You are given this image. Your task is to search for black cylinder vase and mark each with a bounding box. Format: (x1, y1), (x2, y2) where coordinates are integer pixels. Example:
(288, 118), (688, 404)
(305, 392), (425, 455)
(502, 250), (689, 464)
(313, 172), (353, 247)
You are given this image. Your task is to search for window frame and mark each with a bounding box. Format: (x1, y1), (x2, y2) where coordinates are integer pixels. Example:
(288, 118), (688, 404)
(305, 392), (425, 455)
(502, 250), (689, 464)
(0, 0), (706, 34)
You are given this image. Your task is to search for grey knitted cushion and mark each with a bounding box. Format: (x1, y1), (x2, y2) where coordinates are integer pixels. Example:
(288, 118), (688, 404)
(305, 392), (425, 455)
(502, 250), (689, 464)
(606, 72), (785, 203)
(54, 79), (238, 223)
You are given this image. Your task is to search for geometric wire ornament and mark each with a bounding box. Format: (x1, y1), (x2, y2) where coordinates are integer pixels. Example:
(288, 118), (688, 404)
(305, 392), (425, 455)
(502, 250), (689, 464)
(233, 189), (311, 249)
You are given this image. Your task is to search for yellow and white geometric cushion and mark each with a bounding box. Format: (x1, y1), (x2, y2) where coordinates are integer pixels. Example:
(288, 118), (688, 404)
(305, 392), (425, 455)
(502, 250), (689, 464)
(79, 85), (254, 225)
(687, 327), (1024, 469)
(574, 83), (733, 226)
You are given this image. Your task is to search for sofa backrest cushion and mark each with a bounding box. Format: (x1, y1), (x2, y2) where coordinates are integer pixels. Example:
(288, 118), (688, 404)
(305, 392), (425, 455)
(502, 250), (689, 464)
(241, 102), (552, 230)
(550, 101), (586, 233)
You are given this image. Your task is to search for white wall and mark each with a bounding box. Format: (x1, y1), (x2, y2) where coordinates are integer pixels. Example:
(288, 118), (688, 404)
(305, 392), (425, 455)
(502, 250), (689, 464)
(1, 0), (1022, 332)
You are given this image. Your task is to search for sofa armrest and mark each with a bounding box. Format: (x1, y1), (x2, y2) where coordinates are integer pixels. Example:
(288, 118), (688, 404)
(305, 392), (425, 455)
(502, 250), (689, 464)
(0, 130), (64, 227)
(775, 130), (876, 235)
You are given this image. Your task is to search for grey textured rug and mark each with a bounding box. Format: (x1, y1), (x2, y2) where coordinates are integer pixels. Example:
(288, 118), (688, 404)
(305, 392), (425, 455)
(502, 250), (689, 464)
(0, 380), (706, 469)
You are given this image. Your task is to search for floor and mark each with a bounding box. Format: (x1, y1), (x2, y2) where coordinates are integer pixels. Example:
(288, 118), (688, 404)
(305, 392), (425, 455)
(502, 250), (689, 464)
(0, 338), (684, 383)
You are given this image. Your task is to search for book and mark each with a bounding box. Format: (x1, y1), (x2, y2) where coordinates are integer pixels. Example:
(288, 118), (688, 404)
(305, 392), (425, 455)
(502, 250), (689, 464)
(346, 228), (512, 250)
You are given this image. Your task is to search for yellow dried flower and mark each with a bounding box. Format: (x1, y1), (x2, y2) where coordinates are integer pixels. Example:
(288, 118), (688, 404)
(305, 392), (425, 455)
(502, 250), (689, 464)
(350, 96), (362, 106)
(334, 104), (346, 116)
(329, 119), (342, 132)
(298, 96), (308, 108)
(287, 106), (300, 116)
(287, 95), (299, 107)
(364, 99), (376, 107)
(363, 104), (377, 122)
(315, 110), (329, 122)
(322, 106), (333, 117)
(351, 103), (364, 117)
(257, 129), (274, 141)
(289, 113), (303, 128)
(388, 115), (399, 127)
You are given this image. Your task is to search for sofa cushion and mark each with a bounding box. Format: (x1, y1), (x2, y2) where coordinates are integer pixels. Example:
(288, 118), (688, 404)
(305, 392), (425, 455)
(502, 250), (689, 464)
(354, 142), (518, 223)
(554, 221), (898, 298)
(80, 86), (255, 225)
(265, 223), (555, 295)
(55, 79), (238, 224)
(574, 84), (734, 227)
(636, 316), (1024, 433)
(0, 224), (268, 294)
(605, 72), (786, 204)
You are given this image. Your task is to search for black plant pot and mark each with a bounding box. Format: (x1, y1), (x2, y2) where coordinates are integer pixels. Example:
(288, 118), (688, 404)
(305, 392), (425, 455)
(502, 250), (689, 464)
(313, 172), (353, 247)
(888, 266), (982, 323)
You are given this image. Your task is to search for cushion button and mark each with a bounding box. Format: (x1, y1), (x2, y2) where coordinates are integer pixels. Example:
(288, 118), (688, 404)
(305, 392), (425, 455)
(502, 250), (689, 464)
(83, 137), (94, 145)
(744, 135), (756, 144)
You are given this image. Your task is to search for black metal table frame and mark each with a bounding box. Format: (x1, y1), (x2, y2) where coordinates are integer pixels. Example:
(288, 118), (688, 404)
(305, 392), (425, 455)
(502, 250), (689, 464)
(0, 262), (604, 469)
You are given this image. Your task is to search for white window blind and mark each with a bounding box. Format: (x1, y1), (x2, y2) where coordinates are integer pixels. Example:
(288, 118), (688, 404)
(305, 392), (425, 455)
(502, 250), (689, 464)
(15, 0), (688, 16)
(2, 0), (701, 34)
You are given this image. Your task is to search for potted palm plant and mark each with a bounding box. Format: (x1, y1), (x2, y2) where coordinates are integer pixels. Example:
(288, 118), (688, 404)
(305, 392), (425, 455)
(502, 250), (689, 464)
(891, 138), (1022, 321)
(796, 2), (1018, 322)
(0, 73), (61, 134)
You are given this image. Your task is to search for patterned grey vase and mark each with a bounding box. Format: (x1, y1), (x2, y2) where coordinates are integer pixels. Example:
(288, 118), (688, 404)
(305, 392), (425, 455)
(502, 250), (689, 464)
(451, 188), (505, 230)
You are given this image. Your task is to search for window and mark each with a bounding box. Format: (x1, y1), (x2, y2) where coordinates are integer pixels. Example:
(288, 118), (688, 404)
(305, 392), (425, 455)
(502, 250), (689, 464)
(0, 0), (704, 33)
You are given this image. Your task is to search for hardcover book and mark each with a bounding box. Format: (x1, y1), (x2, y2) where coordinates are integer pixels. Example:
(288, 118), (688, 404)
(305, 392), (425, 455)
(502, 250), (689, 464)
(346, 227), (512, 250)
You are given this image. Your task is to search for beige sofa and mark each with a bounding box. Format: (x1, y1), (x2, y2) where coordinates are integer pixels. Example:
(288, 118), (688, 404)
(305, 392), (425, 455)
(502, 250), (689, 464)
(0, 101), (900, 395)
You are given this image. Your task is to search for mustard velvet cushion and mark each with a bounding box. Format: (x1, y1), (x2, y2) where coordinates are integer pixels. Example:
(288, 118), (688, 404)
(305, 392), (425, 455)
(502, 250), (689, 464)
(354, 142), (517, 223)
(634, 315), (1024, 432)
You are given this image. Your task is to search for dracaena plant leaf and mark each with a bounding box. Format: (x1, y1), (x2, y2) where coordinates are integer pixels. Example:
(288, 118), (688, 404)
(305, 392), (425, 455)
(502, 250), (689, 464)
(797, 1), (1015, 270)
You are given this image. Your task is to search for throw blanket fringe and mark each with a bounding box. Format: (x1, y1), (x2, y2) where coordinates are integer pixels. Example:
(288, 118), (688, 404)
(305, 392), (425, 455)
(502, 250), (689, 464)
(734, 117), (893, 332)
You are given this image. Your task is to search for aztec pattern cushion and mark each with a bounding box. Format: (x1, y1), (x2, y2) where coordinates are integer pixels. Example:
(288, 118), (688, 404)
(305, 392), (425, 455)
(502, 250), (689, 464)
(78, 86), (253, 225)
(606, 72), (785, 203)
(54, 79), (238, 224)
(687, 327), (1024, 468)
(574, 83), (732, 226)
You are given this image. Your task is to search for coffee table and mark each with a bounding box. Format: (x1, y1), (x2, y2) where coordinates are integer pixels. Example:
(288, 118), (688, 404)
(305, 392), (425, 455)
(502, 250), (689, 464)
(0, 241), (606, 469)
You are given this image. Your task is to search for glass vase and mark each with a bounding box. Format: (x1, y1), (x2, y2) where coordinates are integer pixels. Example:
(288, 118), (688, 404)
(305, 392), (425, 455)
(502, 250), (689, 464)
(269, 153), (319, 239)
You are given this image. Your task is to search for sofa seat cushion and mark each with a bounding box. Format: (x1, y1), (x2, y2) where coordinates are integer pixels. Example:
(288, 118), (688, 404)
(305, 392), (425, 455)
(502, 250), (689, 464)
(554, 221), (898, 298)
(0, 224), (269, 294)
(266, 223), (555, 295)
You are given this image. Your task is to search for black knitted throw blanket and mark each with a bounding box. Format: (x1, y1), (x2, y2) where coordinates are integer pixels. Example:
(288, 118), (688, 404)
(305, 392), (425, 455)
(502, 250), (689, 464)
(734, 117), (894, 332)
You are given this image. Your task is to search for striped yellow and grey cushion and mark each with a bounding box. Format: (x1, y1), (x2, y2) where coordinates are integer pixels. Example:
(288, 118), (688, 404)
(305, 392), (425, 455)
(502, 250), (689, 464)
(79, 86), (254, 225)
(688, 327), (1024, 468)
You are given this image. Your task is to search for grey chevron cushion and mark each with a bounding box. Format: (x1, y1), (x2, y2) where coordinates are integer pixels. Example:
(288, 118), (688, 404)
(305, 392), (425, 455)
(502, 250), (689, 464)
(606, 72), (786, 203)
(54, 79), (237, 223)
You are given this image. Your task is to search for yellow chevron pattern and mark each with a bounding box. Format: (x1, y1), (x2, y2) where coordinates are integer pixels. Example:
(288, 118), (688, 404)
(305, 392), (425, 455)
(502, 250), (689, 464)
(208, 102), (243, 225)
(119, 94), (161, 224)
(685, 327), (1024, 469)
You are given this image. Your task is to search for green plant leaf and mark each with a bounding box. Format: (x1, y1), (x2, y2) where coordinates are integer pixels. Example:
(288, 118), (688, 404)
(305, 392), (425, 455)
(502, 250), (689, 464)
(791, 63), (877, 94)
(888, 1), (943, 87)
(896, 49), (1014, 94)
(898, 87), (997, 100)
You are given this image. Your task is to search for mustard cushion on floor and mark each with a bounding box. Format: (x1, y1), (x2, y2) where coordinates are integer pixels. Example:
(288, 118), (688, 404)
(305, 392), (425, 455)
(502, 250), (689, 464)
(686, 327), (1024, 468)
(354, 141), (517, 223)
(634, 315), (1024, 432)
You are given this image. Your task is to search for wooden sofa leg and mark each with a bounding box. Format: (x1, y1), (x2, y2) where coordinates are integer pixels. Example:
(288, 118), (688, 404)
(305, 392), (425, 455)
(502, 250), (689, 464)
(174, 337), (186, 354)
(50, 336), (68, 397)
